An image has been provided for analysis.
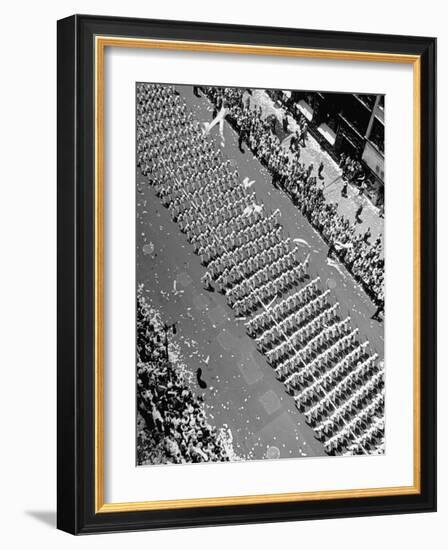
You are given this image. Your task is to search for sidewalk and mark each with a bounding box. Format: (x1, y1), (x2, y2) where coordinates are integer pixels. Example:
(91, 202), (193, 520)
(246, 90), (384, 243)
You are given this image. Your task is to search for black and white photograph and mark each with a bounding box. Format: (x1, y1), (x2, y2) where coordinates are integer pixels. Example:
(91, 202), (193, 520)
(135, 83), (385, 465)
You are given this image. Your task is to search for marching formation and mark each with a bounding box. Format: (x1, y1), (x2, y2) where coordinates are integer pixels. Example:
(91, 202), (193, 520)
(202, 86), (384, 313)
(137, 82), (385, 457)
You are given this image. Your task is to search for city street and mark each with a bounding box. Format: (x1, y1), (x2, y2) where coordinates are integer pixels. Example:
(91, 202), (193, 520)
(136, 85), (384, 462)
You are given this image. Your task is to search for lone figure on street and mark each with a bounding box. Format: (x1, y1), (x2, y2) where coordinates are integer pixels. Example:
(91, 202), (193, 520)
(318, 160), (325, 179)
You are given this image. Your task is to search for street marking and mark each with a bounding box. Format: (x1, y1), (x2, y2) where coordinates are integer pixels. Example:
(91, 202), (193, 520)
(259, 390), (281, 415)
(193, 294), (209, 311)
(176, 271), (193, 288)
(216, 329), (237, 351)
(207, 304), (227, 327)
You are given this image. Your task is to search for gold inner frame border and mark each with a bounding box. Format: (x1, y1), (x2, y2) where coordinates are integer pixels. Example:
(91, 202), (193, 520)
(94, 35), (421, 513)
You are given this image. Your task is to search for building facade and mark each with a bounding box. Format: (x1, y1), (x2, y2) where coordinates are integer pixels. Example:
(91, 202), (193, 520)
(279, 90), (385, 205)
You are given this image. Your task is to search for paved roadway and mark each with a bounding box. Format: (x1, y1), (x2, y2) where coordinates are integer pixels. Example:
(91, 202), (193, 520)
(136, 85), (384, 463)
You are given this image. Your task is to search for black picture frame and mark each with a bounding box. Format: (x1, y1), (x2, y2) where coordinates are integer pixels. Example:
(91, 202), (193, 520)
(57, 14), (436, 534)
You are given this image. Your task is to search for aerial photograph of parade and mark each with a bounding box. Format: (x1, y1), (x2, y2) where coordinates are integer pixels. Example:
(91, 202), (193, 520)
(135, 82), (385, 466)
